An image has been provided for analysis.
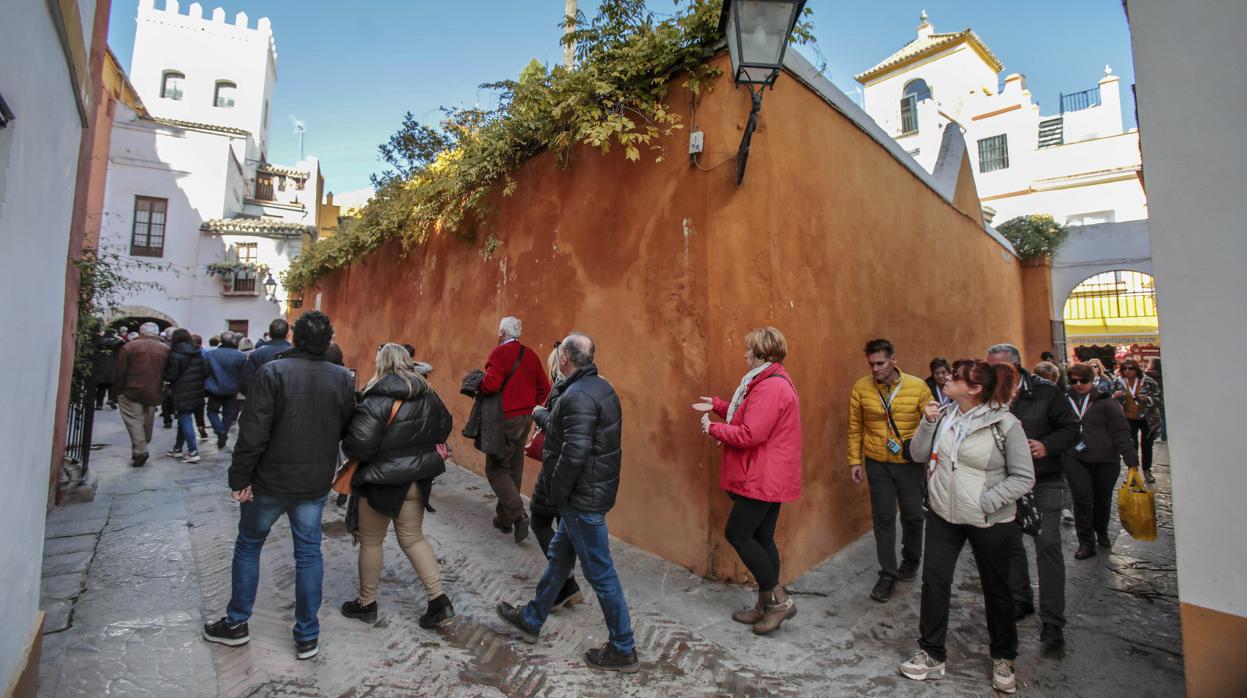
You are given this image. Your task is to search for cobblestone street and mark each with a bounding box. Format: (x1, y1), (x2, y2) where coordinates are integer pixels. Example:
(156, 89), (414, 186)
(38, 409), (1184, 697)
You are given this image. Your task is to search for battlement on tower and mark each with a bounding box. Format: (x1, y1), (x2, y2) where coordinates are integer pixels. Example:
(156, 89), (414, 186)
(137, 0), (276, 60)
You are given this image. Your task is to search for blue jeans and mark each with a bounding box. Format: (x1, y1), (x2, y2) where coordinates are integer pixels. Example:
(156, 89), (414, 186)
(226, 494), (327, 641)
(206, 395), (239, 435)
(173, 410), (197, 453)
(522, 508), (634, 654)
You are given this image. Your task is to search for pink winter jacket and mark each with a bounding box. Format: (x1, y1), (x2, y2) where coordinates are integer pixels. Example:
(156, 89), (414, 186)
(708, 363), (803, 503)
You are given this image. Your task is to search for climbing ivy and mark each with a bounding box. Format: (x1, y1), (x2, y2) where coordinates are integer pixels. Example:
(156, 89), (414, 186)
(996, 214), (1069, 259)
(285, 0), (816, 292)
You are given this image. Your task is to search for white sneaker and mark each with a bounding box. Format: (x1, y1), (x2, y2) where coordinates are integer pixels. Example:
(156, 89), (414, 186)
(899, 649), (945, 681)
(1062, 509), (1075, 525)
(183, 452), (202, 463)
(993, 658), (1017, 694)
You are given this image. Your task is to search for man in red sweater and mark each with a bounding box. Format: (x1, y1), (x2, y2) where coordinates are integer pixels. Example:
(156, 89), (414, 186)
(481, 316), (552, 543)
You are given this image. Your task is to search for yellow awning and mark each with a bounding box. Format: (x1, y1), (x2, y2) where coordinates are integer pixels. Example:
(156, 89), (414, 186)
(1064, 317), (1160, 337)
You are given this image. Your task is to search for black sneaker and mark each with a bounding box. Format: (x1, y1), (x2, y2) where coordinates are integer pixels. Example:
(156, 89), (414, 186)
(217, 433), (228, 449)
(584, 642), (640, 674)
(513, 515), (530, 544)
(1040, 622), (1065, 648)
(897, 559), (919, 582)
(1074, 544), (1096, 560)
(295, 638), (318, 660)
(1096, 532), (1112, 548)
(202, 617), (249, 647)
(496, 601), (540, 643)
(553, 578), (584, 610)
(419, 594), (456, 629)
(870, 574), (896, 602)
(1014, 601), (1035, 620)
(1144, 470), (1156, 484)
(492, 518), (513, 534)
(340, 598), (377, 623)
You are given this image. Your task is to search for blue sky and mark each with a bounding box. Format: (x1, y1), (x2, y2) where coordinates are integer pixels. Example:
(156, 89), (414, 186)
(107, 1), (1137, 195)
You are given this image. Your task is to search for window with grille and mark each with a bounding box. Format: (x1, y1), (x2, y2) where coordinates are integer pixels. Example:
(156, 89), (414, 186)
(161, 71), (184, 101)
(978, 134), (1010, 172)
(899, 79), (930, 136)
(130, 196), (167, 257)
(214, 81), (236, 108)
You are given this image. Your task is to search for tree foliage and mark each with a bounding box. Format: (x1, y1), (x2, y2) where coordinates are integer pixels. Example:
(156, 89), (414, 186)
(996, 213), (1069, 258)
(285, 0), (816, 292)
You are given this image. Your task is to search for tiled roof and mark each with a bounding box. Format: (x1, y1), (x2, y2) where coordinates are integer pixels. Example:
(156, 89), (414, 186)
(854, 29), (1003, 83)
(258, 163), (310, 179)
(151, 117), (250, 136)
(200, 217), (314, 236)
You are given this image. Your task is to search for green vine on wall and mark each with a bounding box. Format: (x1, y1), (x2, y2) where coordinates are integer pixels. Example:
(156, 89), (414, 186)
(283, 0), (817, 292)
(73, 250), (156, 387)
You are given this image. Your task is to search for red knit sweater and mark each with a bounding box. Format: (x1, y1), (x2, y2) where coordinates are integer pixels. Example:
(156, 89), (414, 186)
(481, 340), (552, 417)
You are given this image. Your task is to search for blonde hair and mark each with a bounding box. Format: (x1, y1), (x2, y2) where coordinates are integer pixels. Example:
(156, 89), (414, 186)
(745, 326), (788, 363)
(546, 346), (564, 383)
(1087, 358), (1107, 376)
(366, 343), (429, 397)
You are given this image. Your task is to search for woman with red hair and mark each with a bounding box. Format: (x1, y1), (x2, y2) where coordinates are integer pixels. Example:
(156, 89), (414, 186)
(898, 360), (1034, 694)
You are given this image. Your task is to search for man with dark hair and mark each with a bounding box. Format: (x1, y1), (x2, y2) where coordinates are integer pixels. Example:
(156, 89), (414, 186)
(987, 342), (1080, 649)
(241, 319), (292, 395)
(497, 332), (638, 673)
(205, 331), (247, 448)
(848, 338), (933, 602)
(92, 328), (124, 409)
(203, 311), (356, 660)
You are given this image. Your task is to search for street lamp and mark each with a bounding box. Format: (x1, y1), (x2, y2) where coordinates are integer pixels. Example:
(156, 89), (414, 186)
(263, 273), (278, 302)
(719, 0), (807, 185)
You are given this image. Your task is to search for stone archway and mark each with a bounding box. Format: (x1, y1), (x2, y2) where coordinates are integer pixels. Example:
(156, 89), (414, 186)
(106, 305), (178, 332)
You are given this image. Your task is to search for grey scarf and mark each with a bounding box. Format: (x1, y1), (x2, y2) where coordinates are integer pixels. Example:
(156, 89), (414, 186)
(726, 362), (772, 423)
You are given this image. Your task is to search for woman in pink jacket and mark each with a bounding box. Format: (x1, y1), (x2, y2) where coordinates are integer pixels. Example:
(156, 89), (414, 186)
(696, 327), (803, 636)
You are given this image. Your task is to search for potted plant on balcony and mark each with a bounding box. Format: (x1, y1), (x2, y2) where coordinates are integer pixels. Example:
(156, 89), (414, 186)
(206, 261), (271, 294)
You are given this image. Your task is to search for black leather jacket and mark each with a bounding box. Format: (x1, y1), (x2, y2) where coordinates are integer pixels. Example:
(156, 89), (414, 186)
(344, 374), (452, 487)
(229, 349), (356, 498)
(537, 364), (623, 513)
(1011, 370), (1080, 482)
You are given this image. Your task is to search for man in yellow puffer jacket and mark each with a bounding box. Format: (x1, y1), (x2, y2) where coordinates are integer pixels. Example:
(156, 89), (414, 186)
(848, 338), (933, 603)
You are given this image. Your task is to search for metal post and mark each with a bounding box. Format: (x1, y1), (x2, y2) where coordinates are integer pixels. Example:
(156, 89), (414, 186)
(735, 88), (764, 186)
(563, 0), (577, 68)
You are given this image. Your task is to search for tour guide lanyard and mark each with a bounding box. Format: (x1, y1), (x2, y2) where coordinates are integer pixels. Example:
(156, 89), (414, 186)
(1125, 378), (1140, 400)
(1068, 395), (1091, 421)
(876, 374), (903, 413)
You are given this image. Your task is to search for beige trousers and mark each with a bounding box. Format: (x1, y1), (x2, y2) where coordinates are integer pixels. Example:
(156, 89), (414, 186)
(117, 395), (155, 458)
(357, 484), (444, 605)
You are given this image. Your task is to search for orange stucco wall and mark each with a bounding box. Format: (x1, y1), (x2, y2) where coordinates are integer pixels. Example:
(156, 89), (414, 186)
(313, 55), (1030, 581)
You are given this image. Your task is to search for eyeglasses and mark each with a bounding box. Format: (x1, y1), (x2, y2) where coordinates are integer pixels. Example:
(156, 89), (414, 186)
(1069, 378), (1090, 385)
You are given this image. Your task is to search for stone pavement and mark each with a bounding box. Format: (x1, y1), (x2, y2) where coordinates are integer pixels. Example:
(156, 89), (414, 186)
(39, 408), (1184, 696)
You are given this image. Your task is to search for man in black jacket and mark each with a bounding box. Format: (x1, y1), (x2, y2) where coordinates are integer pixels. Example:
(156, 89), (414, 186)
(202, 311), (355, 661)
(240, 318), (292, 396)
(496, 333), (638, 673)
(988, 343), (1080, 650)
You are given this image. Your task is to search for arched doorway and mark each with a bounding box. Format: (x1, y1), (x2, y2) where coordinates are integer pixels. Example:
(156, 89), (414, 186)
(106, 305), (177, 334)
(1062, 269), (1160, 369)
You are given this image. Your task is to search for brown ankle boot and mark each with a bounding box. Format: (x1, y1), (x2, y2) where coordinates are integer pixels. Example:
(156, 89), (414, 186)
(752, 588), (797, 636)
(731, 589), (767, 625)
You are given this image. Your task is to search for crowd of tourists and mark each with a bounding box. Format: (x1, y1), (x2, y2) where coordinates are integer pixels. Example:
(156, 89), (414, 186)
(93, 312), (1163, 688)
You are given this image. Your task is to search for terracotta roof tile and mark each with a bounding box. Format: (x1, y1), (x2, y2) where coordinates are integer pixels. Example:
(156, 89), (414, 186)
(200, 217), (314, 236)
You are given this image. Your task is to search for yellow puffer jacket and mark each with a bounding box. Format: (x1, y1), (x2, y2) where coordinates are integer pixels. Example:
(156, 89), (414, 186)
(848, 371), (933, 465)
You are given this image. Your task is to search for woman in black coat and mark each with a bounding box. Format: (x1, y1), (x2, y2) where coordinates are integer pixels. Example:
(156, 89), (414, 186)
(1063, 363), (1139, 559)
(163, 328), (207, 461)
(339, 343), (455, 629)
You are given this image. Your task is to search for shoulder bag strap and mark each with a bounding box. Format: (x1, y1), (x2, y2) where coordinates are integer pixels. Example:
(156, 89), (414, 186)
(499, 346), (525, 393)
(876, 379), (905, 440)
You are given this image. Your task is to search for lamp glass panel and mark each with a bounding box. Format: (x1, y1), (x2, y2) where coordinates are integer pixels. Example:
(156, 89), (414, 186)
(736, 1), (793, 67)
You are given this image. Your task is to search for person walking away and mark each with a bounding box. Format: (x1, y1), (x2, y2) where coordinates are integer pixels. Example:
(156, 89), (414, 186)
(192, 334), (210, 440)
(339, 344), (456, 628)
(202, 311), (356, 660)
(1032, 362), (1061, 387)
(496, 334), (638, 673)
(164, 328), (208, 463)
(1063, 363), (1139, 558)
(111, 323), (169, 466)
(205, 331), (247, 448)
(695, 327), (802, 635)
(478, 316), (551, 543)
(1112, 359), (1162, 484)
(92, 328), (124, 409)
(848, 338), (934, 602)
(986, 343), (1079, 649)
(1145, 358), (1166, 442)
(926, 358), (953, 407)
(241, 319), (292, 396)
(898, 360), (1033, 694)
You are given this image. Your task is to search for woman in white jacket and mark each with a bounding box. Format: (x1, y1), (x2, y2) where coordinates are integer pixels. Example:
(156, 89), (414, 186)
(898, 359), (1035, 694)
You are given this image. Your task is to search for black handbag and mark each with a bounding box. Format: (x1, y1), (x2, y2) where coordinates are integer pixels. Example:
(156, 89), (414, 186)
(991, 423), (1042, 537)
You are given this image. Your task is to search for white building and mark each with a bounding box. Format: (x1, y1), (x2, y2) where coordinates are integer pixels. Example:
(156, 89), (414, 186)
(100, 0), (321, 339)
(856, 12), (1147, 228)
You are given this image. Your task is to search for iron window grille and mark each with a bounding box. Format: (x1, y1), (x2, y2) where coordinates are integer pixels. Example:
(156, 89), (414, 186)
(978, 134), (1010, 173)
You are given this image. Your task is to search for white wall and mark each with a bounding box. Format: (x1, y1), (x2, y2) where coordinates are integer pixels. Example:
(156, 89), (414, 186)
(1129, 0), (1247, 618)
(1051, 219), (1152, 309)
(0, 1), (88, 689)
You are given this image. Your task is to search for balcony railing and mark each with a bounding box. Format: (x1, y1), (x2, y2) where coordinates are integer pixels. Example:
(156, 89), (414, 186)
(1060, 86), (1101, 114)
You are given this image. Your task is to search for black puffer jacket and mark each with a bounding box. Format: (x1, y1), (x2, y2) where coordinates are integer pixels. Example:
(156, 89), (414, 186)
(1010, 370), (1080, 482)
(530, 378), (568, 518)
(92, 334), (124, 383)
(163, 341), (207, 412)
(1063, 389), (1139, 467)
(344, 374), (452, 517)
(540, 364), (622, 513)
(229, 349), (356, 498)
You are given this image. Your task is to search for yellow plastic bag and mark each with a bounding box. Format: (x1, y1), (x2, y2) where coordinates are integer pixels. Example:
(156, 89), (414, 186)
(1117, 468), (1157, 541)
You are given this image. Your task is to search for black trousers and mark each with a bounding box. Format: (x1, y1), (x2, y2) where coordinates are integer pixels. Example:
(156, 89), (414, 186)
(1009, 479), (1066, 627)
(1064, 457), (1120, 547)
(94, 382), (114, 408)
(1128, 419), (1155, 471)
(724, 494), (782, 591)
(918, 511), (1019, 663)
(865, 458), (926, 579)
